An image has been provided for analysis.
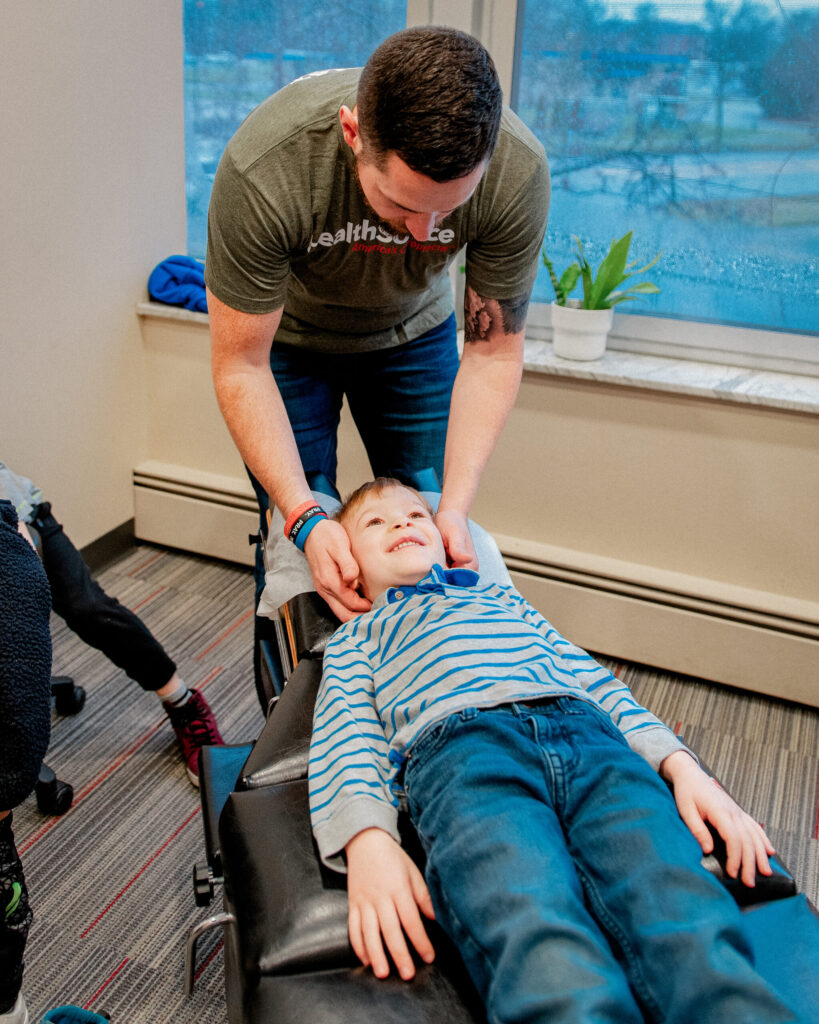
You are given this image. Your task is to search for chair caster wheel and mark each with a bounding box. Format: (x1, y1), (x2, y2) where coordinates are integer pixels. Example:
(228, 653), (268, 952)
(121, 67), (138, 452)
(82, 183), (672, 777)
(53, 676), (86, 715)
(36, 765), (74, 815)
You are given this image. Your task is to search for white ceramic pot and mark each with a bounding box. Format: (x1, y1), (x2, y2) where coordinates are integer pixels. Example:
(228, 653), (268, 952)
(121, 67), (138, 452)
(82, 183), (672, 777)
(550, 301), (614, 361)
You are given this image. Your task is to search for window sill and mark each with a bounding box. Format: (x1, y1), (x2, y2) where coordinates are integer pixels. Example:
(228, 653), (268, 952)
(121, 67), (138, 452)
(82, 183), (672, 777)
(137, 300), (209, 325)
(137, 301), (819, 416)
(522, 339), (819, 415)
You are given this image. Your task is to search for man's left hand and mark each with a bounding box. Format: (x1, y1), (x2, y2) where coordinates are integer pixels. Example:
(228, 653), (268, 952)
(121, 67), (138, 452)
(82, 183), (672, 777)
(434, 509), (478, 571)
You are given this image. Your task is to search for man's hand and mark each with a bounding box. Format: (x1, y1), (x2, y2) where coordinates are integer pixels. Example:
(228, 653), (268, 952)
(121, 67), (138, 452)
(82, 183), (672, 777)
(661, 750), (775, 887)
(434, 509), (478, 571)
(345, 828), (436, 980)
(303, 517), (371, 622)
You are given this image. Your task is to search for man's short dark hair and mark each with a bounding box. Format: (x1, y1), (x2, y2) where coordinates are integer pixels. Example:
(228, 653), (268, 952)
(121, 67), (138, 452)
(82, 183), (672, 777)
(356, 26), (502, 182)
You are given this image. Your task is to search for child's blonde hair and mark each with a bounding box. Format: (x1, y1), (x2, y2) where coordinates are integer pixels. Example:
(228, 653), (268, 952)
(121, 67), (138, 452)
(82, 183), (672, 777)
(335, 478), (435, 527)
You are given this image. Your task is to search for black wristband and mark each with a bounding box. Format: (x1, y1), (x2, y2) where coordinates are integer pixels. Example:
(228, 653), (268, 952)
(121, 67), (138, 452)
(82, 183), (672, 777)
(288, 505), (327, 547)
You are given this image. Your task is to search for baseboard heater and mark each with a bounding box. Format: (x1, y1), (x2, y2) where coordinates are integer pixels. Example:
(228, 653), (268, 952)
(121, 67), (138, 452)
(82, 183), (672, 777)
(499, 542), (818, 708)
(133, 460), (258, 567)
(132, 462), (818, 707)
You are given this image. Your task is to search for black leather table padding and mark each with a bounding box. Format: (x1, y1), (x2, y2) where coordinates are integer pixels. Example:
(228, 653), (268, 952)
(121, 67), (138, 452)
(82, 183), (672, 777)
(199, 743), (254, 874)
(286, 591), (339, 659)
(239, 657), (321, 788)
(220, 781), (352, 976)
(219, 782), (477, 988)
(239, 964), (485, 1024)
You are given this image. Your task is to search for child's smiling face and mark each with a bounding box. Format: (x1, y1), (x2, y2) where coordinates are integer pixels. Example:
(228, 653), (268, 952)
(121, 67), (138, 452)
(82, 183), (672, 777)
(342, 485), (447, 602)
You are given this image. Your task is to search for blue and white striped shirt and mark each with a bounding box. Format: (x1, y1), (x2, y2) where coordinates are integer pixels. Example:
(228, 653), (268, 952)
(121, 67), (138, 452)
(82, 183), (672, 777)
(309, 565), (688, 870)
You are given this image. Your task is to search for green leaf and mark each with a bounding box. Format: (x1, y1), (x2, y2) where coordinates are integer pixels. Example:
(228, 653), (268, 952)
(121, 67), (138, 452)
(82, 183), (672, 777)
(606, 282), (661, 306)
(623, 280), (661, 293)
(627, 250), (663, 276)
(579, 260), (594, 307)
(558, 264), (581, 299)
(541, 251), (564, 303)
(589, 231), (632, 309)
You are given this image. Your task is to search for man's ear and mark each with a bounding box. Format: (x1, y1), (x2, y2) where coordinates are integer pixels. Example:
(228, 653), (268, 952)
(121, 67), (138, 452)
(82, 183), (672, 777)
(339, 104), (362, 153)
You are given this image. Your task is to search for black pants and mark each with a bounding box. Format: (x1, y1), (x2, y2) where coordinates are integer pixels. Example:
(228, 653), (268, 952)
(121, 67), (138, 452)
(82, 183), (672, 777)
(32, 503), (176, 692)
(0, 814), (31, 1013)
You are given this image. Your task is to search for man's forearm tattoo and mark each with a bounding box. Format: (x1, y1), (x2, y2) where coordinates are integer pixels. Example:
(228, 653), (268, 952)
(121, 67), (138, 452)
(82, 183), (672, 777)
(464, 285), (531, 343)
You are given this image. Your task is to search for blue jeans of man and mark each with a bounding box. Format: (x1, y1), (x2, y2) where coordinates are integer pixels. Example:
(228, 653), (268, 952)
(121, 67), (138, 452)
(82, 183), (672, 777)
(247, 313), (458, 525)
(404, 698), (795, 1024)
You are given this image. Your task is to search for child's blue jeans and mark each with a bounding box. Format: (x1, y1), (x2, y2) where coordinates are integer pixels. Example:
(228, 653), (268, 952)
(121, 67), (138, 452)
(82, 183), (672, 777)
(404, 697), (795, 1024)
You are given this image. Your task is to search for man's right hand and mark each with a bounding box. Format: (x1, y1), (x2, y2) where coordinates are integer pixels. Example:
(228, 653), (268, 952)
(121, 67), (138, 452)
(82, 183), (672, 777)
(303, 517), (372, 622)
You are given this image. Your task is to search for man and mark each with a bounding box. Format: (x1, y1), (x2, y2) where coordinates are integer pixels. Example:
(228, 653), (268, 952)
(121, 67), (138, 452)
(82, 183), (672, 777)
(206, 26), (550, 621)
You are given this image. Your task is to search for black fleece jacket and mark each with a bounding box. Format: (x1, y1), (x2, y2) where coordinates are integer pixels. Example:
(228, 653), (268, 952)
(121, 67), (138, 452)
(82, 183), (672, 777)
(0, 500), (52, 810)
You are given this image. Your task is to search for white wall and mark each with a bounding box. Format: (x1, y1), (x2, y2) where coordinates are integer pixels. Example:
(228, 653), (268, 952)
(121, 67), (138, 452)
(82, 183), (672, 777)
(1, 2), (186, 548)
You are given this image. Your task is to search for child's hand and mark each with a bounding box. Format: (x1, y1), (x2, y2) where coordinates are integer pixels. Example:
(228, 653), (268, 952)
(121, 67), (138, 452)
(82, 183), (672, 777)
(434, 508), (478, 570)
(661, 750), (775, 887)
(345, 827), (436, 980)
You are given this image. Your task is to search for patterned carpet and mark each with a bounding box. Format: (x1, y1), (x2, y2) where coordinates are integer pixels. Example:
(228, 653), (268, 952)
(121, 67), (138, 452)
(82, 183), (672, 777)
(11, 543), (819, 1023)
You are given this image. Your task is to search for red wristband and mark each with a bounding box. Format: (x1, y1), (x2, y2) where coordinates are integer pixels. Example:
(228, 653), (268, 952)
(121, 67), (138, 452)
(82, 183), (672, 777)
(283, 500), (319, 540)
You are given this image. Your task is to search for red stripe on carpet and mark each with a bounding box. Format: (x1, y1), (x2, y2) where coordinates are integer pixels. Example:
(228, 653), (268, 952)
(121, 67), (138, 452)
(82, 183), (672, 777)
(80, 807), (201, 938)
(196, 608), (253, 660)
(674, 720), (682, 735)
(194, 938), (224, 983)
(83, 957), (129, 1009)
(127, 551), (164, 576)
(18, 722), (166, 855)
(131, 585), (167, 612)
(19, 667), (223, 856)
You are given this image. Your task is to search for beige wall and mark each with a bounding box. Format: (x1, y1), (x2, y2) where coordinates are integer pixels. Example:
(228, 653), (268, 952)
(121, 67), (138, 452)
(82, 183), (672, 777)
(2, 2), (186, 548)
(473, 374), (819, 610)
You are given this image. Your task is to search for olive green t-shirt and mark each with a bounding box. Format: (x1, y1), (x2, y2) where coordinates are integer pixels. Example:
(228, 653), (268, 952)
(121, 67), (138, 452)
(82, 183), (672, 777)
(205, 68), (550, 353)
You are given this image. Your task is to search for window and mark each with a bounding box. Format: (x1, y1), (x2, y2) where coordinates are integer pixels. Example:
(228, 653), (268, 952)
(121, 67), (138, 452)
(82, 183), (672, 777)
(183, 1), (407, 258)
(514, 0), (818, 344)
(182, 1), (816, 367)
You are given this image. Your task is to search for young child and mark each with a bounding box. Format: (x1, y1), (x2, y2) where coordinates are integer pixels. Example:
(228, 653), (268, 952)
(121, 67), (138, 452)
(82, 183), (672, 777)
(308, 479), (795, 1023)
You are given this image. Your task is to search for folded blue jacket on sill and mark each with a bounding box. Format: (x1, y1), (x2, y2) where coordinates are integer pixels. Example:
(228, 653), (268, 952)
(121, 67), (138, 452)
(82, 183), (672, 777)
(148, 255), (207, 313)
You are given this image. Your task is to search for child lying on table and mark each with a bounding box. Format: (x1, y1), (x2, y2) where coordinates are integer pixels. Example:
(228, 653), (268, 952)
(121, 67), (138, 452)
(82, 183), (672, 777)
(308, 478), (796, 1023)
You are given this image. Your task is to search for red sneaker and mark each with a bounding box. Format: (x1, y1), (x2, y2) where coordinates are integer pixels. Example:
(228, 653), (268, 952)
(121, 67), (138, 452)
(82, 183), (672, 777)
(166, 689), (224, 787)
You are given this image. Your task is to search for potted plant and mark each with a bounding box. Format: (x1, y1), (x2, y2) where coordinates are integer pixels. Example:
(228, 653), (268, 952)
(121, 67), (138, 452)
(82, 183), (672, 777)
(542, 231), (661, 360)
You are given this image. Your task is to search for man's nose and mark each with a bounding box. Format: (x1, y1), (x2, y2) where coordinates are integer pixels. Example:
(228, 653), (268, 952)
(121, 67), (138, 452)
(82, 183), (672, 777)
(405, 212), (436, 241)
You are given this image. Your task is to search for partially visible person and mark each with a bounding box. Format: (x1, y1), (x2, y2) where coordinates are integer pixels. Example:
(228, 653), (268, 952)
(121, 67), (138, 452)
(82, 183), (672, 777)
(0, 500), (52, 1024)
(308, 479), (795, 1023)
(0, 462), (223, 787)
